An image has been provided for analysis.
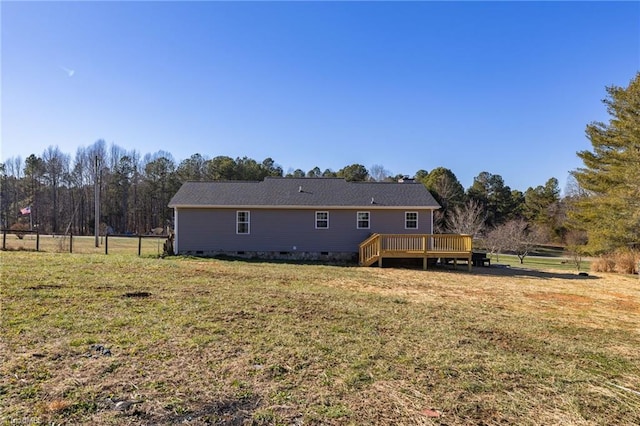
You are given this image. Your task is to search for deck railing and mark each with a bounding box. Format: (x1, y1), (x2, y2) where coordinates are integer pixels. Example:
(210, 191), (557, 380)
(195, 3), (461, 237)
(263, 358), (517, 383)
(359, 233), (381, 265)
(359, 233), (473, 269)
(429, 234), (472, 252)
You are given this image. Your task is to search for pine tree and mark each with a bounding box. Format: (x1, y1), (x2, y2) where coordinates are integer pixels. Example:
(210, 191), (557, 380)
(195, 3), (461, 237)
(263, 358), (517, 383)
(571, 72), (640, 253)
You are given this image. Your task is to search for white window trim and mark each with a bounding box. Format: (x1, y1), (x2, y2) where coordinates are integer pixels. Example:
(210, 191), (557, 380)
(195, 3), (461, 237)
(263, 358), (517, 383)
(357, 211), (370, 229)
(405, 211), (418, 229)
(236, 211), (250, 234)
(315, 211), (329, 229)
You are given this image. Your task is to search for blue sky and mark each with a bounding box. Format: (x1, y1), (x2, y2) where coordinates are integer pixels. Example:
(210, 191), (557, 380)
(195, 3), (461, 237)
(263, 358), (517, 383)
(2, 1), (639, 192)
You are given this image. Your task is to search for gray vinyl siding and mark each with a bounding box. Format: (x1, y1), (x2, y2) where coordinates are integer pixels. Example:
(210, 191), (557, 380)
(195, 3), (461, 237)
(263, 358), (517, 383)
(175, 208), (433, 254)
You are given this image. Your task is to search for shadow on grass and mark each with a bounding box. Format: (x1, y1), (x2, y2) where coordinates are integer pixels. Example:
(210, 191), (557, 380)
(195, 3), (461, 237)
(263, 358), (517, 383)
(178, 254), (599, 280)
(360, 257), (600, 280)
(384, 259), (600, 280)
(470, 264), (600, 280)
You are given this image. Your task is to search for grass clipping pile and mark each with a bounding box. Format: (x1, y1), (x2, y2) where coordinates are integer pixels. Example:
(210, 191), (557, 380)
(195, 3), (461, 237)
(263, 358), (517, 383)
(1, 252), (639, 425)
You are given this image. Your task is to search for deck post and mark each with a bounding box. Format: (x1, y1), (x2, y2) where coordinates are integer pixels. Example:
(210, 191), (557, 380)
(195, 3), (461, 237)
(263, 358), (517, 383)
(422, 235), (428, 270)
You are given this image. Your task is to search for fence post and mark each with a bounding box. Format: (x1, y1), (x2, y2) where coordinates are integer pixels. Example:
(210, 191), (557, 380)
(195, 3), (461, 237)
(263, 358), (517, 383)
(138, 236), (142, 256)
(105, 234), (108, 255)
(36, 231), (40, 251)
(70, 233), (73, 253)
(2, 229), (6, 250)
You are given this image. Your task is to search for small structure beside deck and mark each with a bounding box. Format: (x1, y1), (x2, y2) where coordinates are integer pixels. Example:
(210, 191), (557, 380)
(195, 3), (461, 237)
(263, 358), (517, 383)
(359, 233), (473, 271)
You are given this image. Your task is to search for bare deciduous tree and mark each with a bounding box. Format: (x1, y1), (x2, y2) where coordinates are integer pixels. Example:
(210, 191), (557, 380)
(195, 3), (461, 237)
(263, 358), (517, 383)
(565, 229), (588, 271)
(484, 219), (544, 264)
(485, 225), (510, 262)
(369, 164), (391, 182)
(444, 199), (486, 237)
(505, 219), (543, 264)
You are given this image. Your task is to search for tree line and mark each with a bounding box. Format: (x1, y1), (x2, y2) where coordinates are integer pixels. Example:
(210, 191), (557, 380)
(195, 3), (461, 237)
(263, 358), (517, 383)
(1, 72), (637, 256)
(0, 143), (564, 240)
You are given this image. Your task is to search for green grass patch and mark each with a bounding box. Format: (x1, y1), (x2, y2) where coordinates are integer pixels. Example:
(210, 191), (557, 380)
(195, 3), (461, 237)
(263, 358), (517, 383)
(488, 252), (591, 272)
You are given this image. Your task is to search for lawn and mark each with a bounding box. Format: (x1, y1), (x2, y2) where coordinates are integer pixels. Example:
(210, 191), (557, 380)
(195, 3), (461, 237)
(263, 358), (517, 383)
(1, 249), (639, 425)
(487, 253), (591, 272)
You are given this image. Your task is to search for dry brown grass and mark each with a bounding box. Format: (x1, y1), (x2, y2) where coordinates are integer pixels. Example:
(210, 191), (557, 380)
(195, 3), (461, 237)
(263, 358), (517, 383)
(1, 252), (639, 425)
(46, 399), (73, 413)
(591, 249), (640, 275)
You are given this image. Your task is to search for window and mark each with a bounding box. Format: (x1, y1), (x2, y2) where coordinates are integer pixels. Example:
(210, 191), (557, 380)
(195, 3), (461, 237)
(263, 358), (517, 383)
(315, 211), (329, 229)
(405, 212), (418, 229)
(357, 211), (370, 229)
(237, 211), (250, 234)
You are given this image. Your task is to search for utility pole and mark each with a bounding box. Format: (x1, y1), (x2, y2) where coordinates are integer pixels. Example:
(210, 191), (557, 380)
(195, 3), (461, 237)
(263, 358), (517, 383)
(95, 155), (100, 248)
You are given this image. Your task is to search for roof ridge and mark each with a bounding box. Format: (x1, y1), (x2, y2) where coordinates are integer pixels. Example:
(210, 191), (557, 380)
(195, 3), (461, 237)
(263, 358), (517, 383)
(185, 180), (261, 183)
(263, 176), (346, 181)
(352, 181), (419, 184)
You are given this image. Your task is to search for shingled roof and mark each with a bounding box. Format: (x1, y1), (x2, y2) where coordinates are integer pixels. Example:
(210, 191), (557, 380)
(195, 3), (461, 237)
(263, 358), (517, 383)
(168, 177), (440, 209)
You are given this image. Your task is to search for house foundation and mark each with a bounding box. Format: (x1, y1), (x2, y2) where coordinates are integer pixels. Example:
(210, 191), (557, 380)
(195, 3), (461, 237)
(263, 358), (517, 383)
(182, 250), (358, 263)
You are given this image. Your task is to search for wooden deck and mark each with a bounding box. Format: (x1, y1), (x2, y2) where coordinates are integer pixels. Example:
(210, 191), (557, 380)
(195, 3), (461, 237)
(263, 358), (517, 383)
(359, 233), (473, 271)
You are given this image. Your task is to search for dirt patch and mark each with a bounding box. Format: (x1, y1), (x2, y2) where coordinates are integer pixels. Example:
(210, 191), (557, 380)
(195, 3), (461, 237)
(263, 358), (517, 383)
(600, 291), (640, 312)
(611, 299), (640, 312)
(26, 284), (63, 290)
(123, 291), (151, 298)
(147, 397), (261, 425)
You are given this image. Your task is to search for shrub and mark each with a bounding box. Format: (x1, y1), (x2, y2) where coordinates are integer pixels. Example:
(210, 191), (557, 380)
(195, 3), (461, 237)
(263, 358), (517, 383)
(591, 249), (639, 274)
(613, 249), (639, 274)
(9, 222), (30, 239)
(591, 256), (615, 273)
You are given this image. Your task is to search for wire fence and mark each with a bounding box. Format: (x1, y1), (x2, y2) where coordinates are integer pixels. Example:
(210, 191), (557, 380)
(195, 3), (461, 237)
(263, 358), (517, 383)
(1, 230), (170, 256)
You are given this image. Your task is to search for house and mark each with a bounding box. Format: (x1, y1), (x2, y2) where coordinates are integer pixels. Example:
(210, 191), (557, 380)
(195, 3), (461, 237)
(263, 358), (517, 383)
(168, 177), (450, 264)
